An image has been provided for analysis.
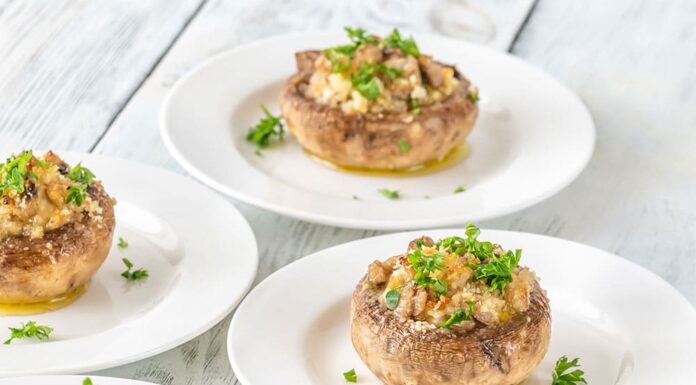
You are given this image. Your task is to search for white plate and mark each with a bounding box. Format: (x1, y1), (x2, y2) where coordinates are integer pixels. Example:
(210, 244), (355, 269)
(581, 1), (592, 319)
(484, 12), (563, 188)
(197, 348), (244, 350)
(0, 153), (258, 376)
(228, 229), (696, 385)
(0, 376), (153, 385)
(161, 31), (595, 230)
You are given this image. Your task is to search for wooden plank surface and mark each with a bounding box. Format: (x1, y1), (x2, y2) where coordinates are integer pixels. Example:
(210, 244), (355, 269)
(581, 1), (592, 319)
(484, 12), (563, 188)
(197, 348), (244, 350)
(0, 0), (204, 154)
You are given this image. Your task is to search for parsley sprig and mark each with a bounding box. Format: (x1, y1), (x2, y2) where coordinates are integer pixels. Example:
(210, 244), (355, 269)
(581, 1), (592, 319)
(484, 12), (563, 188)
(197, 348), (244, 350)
(378, 189), (400, 200)
(0, 150), (33, 196)
(324, 27), (379, 73)
(384, 28), (420, 57)
(4, 321), (53, 345)
(406, 248), (447, 291)
(246, 104), (285, 151)
(65, 162), (96, 206)
(552, 356), (587, 385)
(473, 249), (521, 293)
(440, 301), (475, 329)
(121, 258), (149, 281)
(351, 63), (403, 100)
(117, 237), (128, 249)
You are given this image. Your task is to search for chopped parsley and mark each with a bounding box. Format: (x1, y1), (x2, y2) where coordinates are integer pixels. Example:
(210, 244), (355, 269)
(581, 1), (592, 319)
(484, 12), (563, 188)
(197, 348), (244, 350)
(65, 162), (96, 207)
(384, 28), (420, 57)
(441, 301), (475, 329)
(407, 248), (444, 288)
(385, 288), (400, 309)
(117, 237), (129, 249)
(454, 185), (466, 194)
(83, 378), (94, 385)
(468, 86), (480, 103)
(473, 249), (521, 293)
(552, 356), (587, 385)
(397, 139), (410, 152)
(433, 279), (448, 297)
(343, 368), (358, 383)
(351, 63), (403, 100)
(246, 104), (285, 151)
(345, 27), (378, 46)
(121, 258), (149, 281)
(410, 99), (422, 115)
(0, 150), (33, 196)
(378, 189), (400, 200)
(4, 321), (53, 345)
(324, 27), (378, 73)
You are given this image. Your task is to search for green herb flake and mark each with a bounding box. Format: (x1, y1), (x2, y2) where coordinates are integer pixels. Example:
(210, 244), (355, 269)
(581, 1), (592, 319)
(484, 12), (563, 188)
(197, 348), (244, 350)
(345, 27), (378, 46)
(68, 163), (95, 185)
(385, 288), (400, 310)
(384, 28), (420, 57)
(397, 139), (410, 152)
(343, 368), (358, 383)
(378, 189), (400, 200)
(440, 301), (475, 329)
(0, 150), (34, 196)
(552, 356), (587, 385)
(121, 258), (149, 281)
(467, 86), (480, 103)
(351, 63), (403, 100)
(410, 99), (422, 115)
(117, 237), (128, 249)
(65, 184), (88, 206)
(433, 279), (448, 297)
(83, 378), (94, 385)
(454, 185), (466, 194)
(3, 321), (53, 345)
(246, 104), (285, 150)
(407, 249), (445, 289)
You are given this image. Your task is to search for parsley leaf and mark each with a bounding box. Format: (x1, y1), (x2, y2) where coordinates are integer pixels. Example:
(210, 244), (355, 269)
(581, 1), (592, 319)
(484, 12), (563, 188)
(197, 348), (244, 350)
(83, 378), (94, 385)
(410, 99), (422, 115)
(552, 356), (587, 385)
(121, 258), (149, 281)
(351, 63), (403, 100)
(384, 28), (420, 57)
(441, 301), (475, 329)
(3, 321), (53, 344)
(343, 368), (358, 383)
(65, 184), (88, 206)
(454, 185), (466, 194)
(117, 237), (128, 249)
(0, 150), (33, 196)
(433, 279), (448, 297)
(407, 248), (445, 288)
(67, 162), (95, 185)
(473, 249), (521, 293)
(65, 162), (96, 206)
(468, 86), (480, 103)
(345, 27), (378, 46)
(246, 104), (285, 150)
(385, 288), (400, 310)
(378, 189), (400, 200)
(397, 139), (410, 152)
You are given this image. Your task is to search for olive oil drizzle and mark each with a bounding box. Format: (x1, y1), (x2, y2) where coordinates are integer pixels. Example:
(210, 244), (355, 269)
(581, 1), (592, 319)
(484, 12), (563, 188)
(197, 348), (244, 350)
(0, 284), (87, 315)
(304, 142), (469, 178)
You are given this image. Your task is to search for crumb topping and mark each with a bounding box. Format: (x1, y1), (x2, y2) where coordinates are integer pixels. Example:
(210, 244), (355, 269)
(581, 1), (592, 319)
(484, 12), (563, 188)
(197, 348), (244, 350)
(367, 224), (538, 333)
(0, 151), (103, 240)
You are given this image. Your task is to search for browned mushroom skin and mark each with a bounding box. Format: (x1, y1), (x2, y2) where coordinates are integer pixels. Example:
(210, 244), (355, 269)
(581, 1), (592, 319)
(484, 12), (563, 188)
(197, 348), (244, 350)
(0, 183), (115, 304)
(351, 266), (551, 385)
(280, 50), (479, 170)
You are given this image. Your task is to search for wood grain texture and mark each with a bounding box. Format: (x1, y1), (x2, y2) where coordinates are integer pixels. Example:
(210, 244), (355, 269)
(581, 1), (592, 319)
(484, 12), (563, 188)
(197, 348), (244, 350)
(0, 0), (204, 154)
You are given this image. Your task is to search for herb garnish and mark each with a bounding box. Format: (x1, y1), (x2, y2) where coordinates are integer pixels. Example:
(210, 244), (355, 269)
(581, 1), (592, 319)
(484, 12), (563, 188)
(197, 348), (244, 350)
(384, 28), (420, 57)
(454, 185), (466, 194)
(4, 321), (53, 344)
(324, 27), (378, 73)
(83, 378), (94, 385)
(552, 356), (587, 385)
(65, 162), (96, 206)
(117, 237), (128, 249)
(385, 288), (400, 309)
(410, 99), (422, 115)
(397, 139), (410, 152)
(246, 104), (285, 151)
(468, 86), (480, 103)
(407, 248), (444, 288)
(121, 258), (149, 281)
(351, 63), (403, 100)
(473, 249), (521, 293)
(378, 189), (400, 200)
(440, 301), (475, 329)
(343, 368), (358, 383)
(0, 150), (33, 196)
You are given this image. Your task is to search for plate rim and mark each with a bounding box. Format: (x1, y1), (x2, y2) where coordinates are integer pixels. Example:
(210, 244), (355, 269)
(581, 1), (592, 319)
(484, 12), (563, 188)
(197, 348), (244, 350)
(160, 30), (596, 231)
(0, 151), (259, 376)
(226, 228), (696, 384)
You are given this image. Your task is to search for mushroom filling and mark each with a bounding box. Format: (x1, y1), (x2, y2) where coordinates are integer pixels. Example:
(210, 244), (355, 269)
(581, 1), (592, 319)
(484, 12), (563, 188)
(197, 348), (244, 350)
(367, 224), (538, 332)
(0, 151), (103, 240)
(299, 27), (463, 115)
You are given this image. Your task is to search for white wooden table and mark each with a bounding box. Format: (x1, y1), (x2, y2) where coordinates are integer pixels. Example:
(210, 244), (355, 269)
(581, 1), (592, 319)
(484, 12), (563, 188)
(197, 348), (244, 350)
(1, 0), (694, 383)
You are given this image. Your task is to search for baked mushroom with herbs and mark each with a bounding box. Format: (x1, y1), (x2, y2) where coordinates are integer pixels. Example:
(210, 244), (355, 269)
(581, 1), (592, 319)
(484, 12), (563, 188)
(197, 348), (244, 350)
(280, 27), (479, 170)
(0, 151), (115, 307)
(351, 224), (551, 385)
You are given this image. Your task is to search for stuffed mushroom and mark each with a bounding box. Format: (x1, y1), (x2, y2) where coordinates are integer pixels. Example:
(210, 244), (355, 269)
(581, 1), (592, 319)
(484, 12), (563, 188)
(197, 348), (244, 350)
(351, 225), (550, 385)
(280, 28), (479, 170)
(0, 151), (115, 307)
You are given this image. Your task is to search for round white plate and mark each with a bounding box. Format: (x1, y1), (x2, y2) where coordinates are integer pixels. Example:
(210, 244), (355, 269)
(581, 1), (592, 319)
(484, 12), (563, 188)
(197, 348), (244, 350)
(0, 376), (153, 385)
(0, 153), (258, 376)
(228, 229), (696, 385)
(161, 31), (595, 230)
